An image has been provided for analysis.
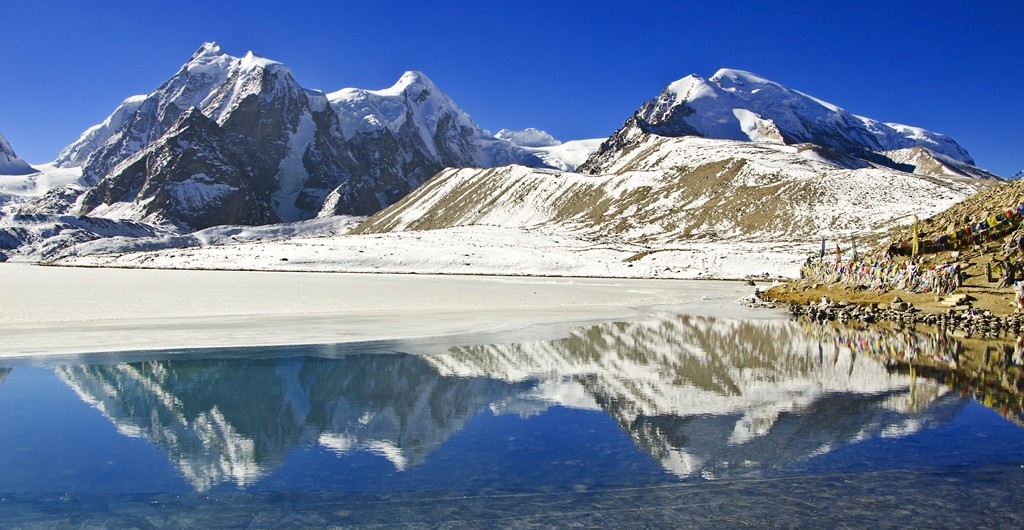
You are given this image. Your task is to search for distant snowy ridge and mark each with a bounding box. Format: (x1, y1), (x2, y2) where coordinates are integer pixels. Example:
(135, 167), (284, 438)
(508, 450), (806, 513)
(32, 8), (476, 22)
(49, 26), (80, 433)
(881, 146), (999, 180)
(41, 89), (994, 277)
(496, 128), (602, 171)
(495, 128), (561, 147)
(0, 133), (35, 175)
(54, 95), (147, 168)
(327, 71), (540, 169)
(581, 68), (983, 177)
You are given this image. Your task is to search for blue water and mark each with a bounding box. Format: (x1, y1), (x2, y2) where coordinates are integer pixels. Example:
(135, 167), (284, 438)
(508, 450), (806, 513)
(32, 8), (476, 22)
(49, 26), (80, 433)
(1, 314), (1022, 528)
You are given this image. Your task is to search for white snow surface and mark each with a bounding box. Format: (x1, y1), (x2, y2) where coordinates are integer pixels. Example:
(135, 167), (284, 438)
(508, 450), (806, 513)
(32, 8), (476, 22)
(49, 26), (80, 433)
(0, 263), (777, 357)
(495, 128), (561, 147)
(654, 68), (974, 163)
(52, 223), (807, 280)
(516, 138), (603, 172)
(0, 132), (36, 175)
(0, 163), (85, 199)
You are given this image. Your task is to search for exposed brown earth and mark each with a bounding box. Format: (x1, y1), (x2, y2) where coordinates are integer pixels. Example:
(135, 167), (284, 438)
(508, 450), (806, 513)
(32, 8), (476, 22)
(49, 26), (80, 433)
(765, 178), (1024, 318)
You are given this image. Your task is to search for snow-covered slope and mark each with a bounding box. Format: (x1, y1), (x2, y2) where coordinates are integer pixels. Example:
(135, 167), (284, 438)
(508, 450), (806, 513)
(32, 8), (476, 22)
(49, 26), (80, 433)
(328, 72), (541, 169)
(357, 135), (988, 243)
(580, 68), (980, 176)
(0, 133), (35, 175)
(881, 146), (1000, 180)
(54, 95), (147, 169)
(0, 164), (85, 206)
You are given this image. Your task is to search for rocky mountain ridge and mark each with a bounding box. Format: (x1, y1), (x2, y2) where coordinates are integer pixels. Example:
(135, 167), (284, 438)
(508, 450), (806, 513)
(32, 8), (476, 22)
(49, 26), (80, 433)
(48, 43), (544, 229)
(2, 55), (1002, 273)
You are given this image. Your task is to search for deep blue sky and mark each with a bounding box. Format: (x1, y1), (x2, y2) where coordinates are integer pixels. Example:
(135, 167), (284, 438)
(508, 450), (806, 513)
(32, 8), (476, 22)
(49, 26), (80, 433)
(2, 1), (1021, 176)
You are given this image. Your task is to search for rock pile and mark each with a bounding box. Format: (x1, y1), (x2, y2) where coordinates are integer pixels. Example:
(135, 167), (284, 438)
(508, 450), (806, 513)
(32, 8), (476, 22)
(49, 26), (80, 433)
(788, 296), (1024, 338)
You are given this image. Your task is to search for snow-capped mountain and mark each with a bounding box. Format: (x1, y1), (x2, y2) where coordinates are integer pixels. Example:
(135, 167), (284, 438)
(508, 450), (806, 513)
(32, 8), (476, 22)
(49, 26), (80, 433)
(7, 58), (1000, 273)
(352, 69), (995, 256)
(580, 68), (982, 176)
(53, 43), (544, 229)
(328, 72), (539, 169)
(0, 133), (34, 175)
(317, 71), (545, 218)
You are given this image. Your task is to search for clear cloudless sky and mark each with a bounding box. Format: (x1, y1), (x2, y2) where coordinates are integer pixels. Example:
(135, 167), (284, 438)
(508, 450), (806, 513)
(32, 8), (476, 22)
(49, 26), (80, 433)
(1, 0), (1021, 176)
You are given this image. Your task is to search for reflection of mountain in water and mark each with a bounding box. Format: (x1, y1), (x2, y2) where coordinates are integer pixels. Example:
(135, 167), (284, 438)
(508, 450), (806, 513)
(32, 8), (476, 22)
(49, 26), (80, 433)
(427, 315), (958, 478)
(802, 319), (1024, 425)
(0, 367), (9, 385)
(55, 314), (966, 491)
(56, 355), (531, 491)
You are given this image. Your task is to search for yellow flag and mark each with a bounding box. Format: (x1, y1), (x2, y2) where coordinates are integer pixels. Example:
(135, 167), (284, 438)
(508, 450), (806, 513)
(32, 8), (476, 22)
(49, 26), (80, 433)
(912, 215), (919, 256)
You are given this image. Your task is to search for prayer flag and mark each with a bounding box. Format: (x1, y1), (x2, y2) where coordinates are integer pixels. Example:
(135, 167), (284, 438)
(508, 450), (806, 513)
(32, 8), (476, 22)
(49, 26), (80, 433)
(912, 215), (919, 256)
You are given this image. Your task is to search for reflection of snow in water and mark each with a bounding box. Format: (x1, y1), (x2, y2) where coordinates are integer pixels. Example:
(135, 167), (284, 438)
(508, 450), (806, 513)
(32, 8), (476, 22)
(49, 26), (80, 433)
(319, 434), (409, 471)
(428, 314), (955, 478)
(52, 313), (964, 490)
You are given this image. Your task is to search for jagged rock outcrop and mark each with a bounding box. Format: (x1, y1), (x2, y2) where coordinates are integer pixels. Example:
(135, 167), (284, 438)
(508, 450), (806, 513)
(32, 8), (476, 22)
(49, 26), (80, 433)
(77, 108), (274, 229)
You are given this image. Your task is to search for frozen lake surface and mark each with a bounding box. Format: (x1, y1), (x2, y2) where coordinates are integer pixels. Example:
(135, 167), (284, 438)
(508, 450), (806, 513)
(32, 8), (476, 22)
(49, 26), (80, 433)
(0, 264), (773, 357)
(1, 265), (1022, 527)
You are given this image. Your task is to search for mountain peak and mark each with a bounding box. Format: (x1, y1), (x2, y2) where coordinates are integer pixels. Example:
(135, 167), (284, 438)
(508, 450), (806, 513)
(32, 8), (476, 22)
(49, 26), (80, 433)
(190, 42), (223, 61)
(594, 68), (976, 169)
(387, 70), (438, 95)
(709, 68), (773, 87)
(239, 50), (286, 73)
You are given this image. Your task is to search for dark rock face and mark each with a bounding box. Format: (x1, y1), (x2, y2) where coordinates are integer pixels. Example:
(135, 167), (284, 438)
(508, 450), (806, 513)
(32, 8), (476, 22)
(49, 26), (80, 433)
(78, 109), (273, 230)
